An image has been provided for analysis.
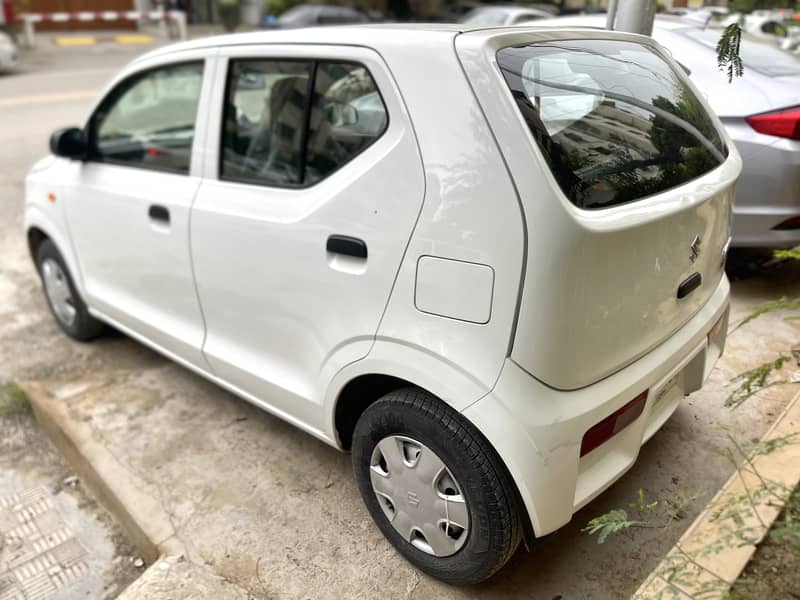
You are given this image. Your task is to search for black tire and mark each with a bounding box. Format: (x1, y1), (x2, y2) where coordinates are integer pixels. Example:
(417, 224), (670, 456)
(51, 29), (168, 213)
(352, 387), (522, 584)
(35, 239), (104, 341)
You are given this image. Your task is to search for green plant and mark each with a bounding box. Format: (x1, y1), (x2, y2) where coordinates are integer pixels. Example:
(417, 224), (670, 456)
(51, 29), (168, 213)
(769, 487), (800, 553)
(717, 24), (744, 84)
(725, 351), (800, 408)
(589, 434), (799, 599)
(583, 488), (704, 544)
(586, 246), (800, 594)
(0, 381), (28, 416)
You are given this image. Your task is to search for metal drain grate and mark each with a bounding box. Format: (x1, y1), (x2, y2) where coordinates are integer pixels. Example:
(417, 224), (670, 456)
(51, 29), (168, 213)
(0, 486), (89, 600)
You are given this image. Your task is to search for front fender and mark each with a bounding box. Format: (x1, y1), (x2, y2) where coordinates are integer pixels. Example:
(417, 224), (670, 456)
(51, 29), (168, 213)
(24, 203), (85, 299)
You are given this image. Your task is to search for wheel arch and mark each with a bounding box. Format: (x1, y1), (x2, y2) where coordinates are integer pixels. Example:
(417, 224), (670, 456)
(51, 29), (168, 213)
(24, 207), (86, 298)
(327, 345), (536, 548)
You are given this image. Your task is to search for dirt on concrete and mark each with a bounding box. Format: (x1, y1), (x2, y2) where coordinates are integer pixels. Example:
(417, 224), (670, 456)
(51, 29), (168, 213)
(0, 382), (142, 599)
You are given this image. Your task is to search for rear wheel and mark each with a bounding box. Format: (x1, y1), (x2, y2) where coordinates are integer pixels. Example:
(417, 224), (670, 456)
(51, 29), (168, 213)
(352, 387), (522, 584)
(36, 239), (104, 341)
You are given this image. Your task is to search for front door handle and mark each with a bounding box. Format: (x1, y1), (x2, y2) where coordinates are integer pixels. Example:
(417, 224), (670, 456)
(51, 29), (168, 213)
(148, 204), (170, 224)
(327, 235), (367, 259)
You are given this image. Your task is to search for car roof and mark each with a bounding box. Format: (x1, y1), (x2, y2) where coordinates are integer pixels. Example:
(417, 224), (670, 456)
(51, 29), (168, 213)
(133, 22), (662, 65)
(135, 23), (465, 62)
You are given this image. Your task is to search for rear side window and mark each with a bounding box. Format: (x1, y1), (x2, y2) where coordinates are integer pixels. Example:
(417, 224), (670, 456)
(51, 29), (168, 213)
(497, 39), (727, 210)
(222, 60), (313, 186)
(221, 59), (387, 188)
(305, 63), (388, 185)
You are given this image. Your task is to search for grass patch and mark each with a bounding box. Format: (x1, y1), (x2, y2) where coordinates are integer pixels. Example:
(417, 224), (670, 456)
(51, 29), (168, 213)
(0, 381), (30, 416)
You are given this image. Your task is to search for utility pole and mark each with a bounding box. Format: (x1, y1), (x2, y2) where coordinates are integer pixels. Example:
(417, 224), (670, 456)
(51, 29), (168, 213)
(606, 0), (658, 36)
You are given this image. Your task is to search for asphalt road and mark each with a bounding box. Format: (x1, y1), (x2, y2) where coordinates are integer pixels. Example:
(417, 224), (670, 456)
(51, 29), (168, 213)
(1, 37), (799, 600)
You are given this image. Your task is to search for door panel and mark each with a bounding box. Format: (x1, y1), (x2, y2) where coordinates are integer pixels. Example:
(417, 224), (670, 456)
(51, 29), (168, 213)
(191, 47), (425, 431)
(65, 57), (212, 366)
(66, 163), (205, 362)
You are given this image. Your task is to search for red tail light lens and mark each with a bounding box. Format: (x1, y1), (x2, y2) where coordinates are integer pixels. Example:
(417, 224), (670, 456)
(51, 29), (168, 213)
(580, 390), (648, 457)
(746, 106), (800, 140)
(773, 216), (800, 231)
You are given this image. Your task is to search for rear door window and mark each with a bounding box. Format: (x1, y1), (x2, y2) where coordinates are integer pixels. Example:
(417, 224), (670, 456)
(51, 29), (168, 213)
(497, 39), (727, 209)
(221, 59), (387, 188)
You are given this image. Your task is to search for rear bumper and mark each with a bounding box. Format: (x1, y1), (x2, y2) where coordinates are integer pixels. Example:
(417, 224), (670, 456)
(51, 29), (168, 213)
(463, 275), (730, 537)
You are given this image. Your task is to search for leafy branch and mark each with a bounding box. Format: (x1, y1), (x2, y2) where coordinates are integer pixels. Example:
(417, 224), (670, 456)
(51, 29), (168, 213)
(716, 24), (744, 83)
(583, 488), (703, 544)
(773, 246), (800, 262)
(731, 297), (800, 333)
(725, 351), (800, 408)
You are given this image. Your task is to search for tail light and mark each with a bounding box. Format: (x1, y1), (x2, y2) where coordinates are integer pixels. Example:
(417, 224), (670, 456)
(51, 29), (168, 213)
(746, 106), (800, 140)
(580, 390), (648, 457)
(773, 216), (800, 231)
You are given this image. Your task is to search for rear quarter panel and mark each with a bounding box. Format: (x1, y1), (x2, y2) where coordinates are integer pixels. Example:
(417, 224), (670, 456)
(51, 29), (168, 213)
(366, 33), (527, 406)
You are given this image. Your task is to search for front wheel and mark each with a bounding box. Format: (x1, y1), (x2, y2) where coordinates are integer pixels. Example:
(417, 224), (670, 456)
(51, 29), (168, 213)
(352, 388), (522, 584)
(36, 239), (104, 341)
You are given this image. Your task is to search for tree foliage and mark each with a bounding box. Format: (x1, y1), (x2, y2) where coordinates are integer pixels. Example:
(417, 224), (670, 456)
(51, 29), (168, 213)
(717, 24), (744, 83)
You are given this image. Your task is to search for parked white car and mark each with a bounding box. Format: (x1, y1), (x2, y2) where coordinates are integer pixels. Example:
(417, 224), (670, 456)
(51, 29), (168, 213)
(25, 25), (739, 583)
(0, 31), (18, 71)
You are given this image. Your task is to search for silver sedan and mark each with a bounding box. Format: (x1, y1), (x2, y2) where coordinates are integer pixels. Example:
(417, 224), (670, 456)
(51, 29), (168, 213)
(459, 5), (557, 26)
(521, 15), (800, 248)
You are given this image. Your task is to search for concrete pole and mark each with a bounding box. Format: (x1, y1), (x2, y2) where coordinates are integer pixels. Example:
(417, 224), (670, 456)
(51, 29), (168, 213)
(608, 0), (657, 35)
(23, 16), (36, 48)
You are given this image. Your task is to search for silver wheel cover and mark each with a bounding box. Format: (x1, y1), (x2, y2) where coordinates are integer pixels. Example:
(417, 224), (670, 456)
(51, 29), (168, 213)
(41, 258), (77, 328)
(369, 435), (469, 557)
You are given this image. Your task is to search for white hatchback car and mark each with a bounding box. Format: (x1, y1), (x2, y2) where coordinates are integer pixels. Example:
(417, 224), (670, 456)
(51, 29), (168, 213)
(26, 25), (739, 583)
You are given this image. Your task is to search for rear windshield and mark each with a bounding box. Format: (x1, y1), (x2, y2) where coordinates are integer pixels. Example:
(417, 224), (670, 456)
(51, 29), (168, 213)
(497, 39), (727, 210)
(681, 28), (800, 77)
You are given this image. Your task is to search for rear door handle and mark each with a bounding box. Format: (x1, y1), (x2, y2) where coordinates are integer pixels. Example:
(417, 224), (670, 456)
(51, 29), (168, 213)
(148, 204), (170, 224)
(327, 235), (367, 259)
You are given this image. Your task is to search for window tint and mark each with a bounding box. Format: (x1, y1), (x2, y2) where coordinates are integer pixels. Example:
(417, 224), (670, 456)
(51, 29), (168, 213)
(305, 62), (387, 185)
(91, 62), (203, 174)
(222, 60), (312, 186)
(221, 59), (387, 187)
(497, 40), (727, 210)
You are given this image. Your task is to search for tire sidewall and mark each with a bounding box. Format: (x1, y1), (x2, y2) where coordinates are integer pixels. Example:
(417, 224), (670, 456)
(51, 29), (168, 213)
(353, 395), (515, 583)
(36, 240), (99, 341)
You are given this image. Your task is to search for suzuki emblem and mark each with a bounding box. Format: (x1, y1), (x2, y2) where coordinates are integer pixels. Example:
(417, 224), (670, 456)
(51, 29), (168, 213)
(689, 235), (702, 263)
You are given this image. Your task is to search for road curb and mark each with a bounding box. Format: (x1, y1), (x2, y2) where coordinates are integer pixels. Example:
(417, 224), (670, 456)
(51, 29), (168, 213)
(21, 381), (185, 564)
(633, 388), (800, 599)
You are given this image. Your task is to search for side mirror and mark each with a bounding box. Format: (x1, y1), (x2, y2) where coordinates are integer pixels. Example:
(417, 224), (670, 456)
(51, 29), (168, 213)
(50, 127), (87, 159)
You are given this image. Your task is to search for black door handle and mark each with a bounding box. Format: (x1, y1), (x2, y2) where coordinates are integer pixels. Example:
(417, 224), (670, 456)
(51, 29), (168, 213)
(148, 204), (170, 224)
(327, 235), (367, 259)
(677, 272), (702, 299)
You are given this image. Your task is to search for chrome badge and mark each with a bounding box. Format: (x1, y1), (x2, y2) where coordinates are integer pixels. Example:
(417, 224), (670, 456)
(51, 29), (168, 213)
(689, 235), (702, 263)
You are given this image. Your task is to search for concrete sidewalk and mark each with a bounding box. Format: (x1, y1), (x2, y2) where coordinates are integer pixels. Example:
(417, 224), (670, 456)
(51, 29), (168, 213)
(7, 261), (799, 599)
